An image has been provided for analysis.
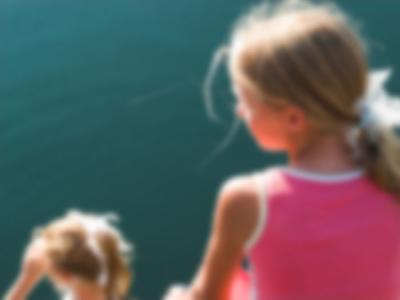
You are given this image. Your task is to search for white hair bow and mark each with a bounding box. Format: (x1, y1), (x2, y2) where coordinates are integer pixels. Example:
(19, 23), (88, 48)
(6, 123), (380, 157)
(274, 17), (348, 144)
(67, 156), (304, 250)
(357, 69), (400, 140)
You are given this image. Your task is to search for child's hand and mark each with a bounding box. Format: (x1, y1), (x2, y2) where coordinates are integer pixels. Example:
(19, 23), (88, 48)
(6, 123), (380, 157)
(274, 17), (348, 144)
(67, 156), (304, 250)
(162, 284), (190, 300)
(20, 238), (49, 281)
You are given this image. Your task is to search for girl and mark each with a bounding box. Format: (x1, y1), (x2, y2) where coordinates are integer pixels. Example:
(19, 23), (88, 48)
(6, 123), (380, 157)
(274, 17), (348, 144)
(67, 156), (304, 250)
(5, 210), (132, 300)
(164, 1), (400, 300)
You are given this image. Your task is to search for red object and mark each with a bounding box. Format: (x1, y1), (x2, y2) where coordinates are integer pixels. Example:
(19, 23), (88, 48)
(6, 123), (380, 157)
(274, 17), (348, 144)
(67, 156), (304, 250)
(229, 267), (251, 300)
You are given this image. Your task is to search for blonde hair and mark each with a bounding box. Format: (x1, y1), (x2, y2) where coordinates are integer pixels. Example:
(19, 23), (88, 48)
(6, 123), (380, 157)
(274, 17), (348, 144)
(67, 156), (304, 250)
(35, 211), (132, 300)
(206, 0), (400, 196)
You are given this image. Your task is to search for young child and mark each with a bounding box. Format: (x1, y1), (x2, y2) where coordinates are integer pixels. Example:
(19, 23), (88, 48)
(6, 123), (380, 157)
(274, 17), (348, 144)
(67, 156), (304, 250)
(164, 1), (400, 300)
(5, 210), (132, 300)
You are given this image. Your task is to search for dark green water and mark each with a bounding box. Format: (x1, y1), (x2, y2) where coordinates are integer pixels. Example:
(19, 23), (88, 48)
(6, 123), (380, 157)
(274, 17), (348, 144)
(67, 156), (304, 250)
(0, 1), (399, 299)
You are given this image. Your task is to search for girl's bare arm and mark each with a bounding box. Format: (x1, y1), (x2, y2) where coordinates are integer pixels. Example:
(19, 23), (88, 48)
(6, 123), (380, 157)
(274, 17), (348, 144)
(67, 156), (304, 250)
(165, 176), (260, 300)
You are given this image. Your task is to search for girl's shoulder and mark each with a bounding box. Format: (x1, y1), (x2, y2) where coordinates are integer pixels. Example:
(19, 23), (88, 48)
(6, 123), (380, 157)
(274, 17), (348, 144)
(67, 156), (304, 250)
(215, 167), (277, 249)
(217, 173), (260, 224)
(218, 166), (275, 205)
(220, 166), (278, 194)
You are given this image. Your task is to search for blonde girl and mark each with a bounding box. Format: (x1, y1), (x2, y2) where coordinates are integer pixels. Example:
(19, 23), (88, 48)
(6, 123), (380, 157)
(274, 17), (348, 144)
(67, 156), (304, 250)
(164, 1), (400, 299)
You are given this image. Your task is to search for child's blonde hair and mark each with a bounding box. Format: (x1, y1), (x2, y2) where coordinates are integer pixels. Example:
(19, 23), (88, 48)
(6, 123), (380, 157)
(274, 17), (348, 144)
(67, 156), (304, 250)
(35, 210), (132, 300)
(207, 0), (400, 196)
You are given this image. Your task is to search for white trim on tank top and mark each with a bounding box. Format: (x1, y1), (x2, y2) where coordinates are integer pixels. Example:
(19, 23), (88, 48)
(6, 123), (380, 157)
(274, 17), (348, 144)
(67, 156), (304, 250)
(281, 166), (365, 183)
(245, 171), (269, 251)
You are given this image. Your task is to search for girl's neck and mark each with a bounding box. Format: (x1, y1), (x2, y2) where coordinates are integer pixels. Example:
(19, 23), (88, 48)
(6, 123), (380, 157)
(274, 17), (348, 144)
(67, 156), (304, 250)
(288, 131), (359, 174)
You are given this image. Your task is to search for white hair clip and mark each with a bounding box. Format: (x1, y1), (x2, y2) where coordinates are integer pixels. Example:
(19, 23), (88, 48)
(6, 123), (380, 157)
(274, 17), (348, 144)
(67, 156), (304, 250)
(356, 69), (400, 141)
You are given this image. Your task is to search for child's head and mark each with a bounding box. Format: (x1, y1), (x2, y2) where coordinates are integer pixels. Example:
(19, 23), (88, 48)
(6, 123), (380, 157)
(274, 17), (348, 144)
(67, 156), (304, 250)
(34, 210), (132, 299)
(207, 0), (400, 195)
(229, 1), (367, 146)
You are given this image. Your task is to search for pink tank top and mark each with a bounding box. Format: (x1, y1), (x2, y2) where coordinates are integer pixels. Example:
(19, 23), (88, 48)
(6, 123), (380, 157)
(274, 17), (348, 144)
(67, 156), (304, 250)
(248, 167), (400, 300)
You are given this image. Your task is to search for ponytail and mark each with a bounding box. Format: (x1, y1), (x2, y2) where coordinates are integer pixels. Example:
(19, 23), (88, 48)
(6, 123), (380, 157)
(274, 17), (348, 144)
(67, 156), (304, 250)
(356, 126), (400, 197)
(98, 232), (132, 300)
(351, 70), (400, 198)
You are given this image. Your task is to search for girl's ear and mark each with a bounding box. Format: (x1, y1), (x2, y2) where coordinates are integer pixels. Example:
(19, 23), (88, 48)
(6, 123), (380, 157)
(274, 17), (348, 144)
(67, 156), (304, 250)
(285, 105), (308, 132)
